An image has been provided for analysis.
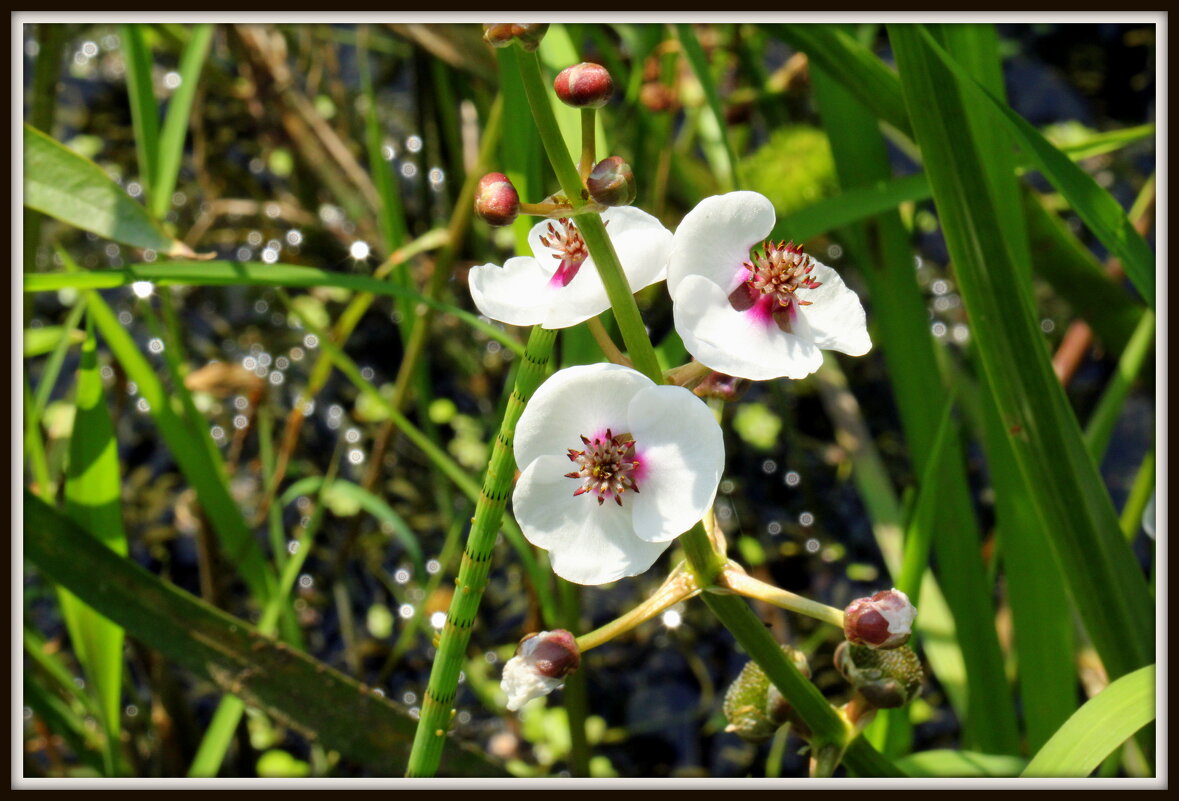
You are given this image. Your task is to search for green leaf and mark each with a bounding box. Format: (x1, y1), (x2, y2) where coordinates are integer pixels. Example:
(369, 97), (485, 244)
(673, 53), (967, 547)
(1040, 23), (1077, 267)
(24, 326), (84, 359)
(119, 24), (160, 206)
(59, 319), (128, 775)
(898, 749), (1026, 778)
(151, 24), (214, 219)
(24, 491), (505, 777)
(903, 28), (1155, 307)
(23, 261), (523, 357)
(22, 123), (197, 257)
(889, 24), (1153, 683)
(1023, 665), (1155, 777)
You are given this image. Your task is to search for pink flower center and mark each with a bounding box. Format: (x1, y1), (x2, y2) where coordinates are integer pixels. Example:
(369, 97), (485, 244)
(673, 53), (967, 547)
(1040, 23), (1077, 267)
(538, 218), (590, 287)
(564, 429), (641, 506)
(728, 240), (823, 332)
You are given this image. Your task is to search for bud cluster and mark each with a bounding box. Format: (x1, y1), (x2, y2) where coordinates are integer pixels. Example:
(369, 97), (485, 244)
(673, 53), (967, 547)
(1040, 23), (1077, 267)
(834, 641), (924, 709)
(722, 644), (810, 743)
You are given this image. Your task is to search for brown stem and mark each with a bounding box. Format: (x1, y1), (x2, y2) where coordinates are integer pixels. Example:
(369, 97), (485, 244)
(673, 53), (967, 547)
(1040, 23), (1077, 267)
(587, 316), (632, 367)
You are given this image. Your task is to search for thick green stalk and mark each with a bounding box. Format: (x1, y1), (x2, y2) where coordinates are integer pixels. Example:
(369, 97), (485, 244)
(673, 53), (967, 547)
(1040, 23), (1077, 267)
(405, 326), (557, 776)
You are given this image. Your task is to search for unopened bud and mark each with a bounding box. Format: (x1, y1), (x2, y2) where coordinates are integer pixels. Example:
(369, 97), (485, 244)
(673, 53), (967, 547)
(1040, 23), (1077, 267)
(483, 23), (549, 52)
(475, 172), (520, 227)
(834, 642), (924, 709)
(843, 588), (916, 649)
(723, 644), (810, 742)
(586, 157), (636, 208)
(500, 629), (580, 712)
(553, 62), (614, 109)
(693, 370), (750, 402)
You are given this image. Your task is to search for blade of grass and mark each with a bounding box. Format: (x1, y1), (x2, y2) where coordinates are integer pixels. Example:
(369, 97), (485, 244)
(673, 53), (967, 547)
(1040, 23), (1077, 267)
(83, 287), (277, 606)
(812, 58), (1018, 755)
(674, 23), (737, 192)
(905, 28), (1155, 307)
(357, 24), (409, 258)
(1120, 446), (1156, 542)
(1022, 664), (1155, 777)
(948, 351), (1078, 755)
(897, 750), (1026, 778)
(188, 439), (344, 776)
(119, 24), (160, 209)
(889, 23), (1153, 682)
(57, 317), (129, 775)
(1084, 309), (1156, 462)
(24, 261), (523, 357)
(150, 24), (214, 220)
(24, 490), (505, 777)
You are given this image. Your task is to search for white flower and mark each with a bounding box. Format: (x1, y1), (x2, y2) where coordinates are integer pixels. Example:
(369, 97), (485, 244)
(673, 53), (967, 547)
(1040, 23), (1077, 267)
(500, 629), (580, 712)
(667, 191), (871, 380)
(468, 206), (672, 330)
(512, 363), (725, 585)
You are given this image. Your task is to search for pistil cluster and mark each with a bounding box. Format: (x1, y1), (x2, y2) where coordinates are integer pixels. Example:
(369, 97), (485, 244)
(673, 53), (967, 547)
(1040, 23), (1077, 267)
(538, 218), (590, 287)
(729, 240), (823, 329)
(565, 429), (641, 505)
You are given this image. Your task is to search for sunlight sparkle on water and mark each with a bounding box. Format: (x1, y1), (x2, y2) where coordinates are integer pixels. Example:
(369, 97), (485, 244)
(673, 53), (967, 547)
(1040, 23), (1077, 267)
(131, 281), (154, 298)
(350, 241), (370, 260)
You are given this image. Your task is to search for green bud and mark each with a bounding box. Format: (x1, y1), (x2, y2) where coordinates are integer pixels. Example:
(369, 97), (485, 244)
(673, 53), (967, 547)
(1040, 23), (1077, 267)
(834, 641), (923, 709)
(723, 644), (810, 742)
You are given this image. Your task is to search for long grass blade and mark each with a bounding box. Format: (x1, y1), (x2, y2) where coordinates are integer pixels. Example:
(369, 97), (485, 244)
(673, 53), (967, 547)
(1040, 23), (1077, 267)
(24, 261), (523, 357)
(24, 490), (505, 777)
(150, 24), (215, 220)
(57, 317), (129, 775)
(119, 24), (160, 208)
(889, 24), (1153, 683)
(1022, 664), (1155, 777)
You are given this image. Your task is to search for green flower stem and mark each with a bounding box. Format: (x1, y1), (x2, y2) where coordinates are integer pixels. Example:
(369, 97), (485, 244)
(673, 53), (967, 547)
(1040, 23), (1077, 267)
(575, 562), (701, 652)
(587, 316), (632, 367)
(719, 565), (846, 629)
(517, 48), (664, 385)
(579, 107), (596, 180)
(405, 326), (557, 778)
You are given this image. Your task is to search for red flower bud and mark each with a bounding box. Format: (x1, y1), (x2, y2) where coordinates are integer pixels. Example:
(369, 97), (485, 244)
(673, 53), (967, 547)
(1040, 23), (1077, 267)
(501, 629), (581, 712)
(844, 588), (916, 649)
(483, 23), (549, 52)
(553, 62), (614, 109)
(475, 172), (520, 227)
(586, 156), (636, 208)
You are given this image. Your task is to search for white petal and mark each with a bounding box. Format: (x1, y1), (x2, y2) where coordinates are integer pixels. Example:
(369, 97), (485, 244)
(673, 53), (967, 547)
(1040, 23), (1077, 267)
(501, 654), (563, 711)
(601, 206), (674, 290)
(468, 257), (554, 327)
(667, 192), (776, 296)
(672, 275), (823, 380)
(796, 260), (872, 356)
(512, 455), (670, 585)
(514, 363), (653, 471)
(626, 385), (724, 542)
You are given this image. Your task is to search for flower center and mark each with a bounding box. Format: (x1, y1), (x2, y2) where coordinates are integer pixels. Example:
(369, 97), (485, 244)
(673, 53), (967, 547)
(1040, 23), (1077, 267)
(538, 218), (590, 287)
(564, 429), (641, 506)
(728, 240), (823, 332)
